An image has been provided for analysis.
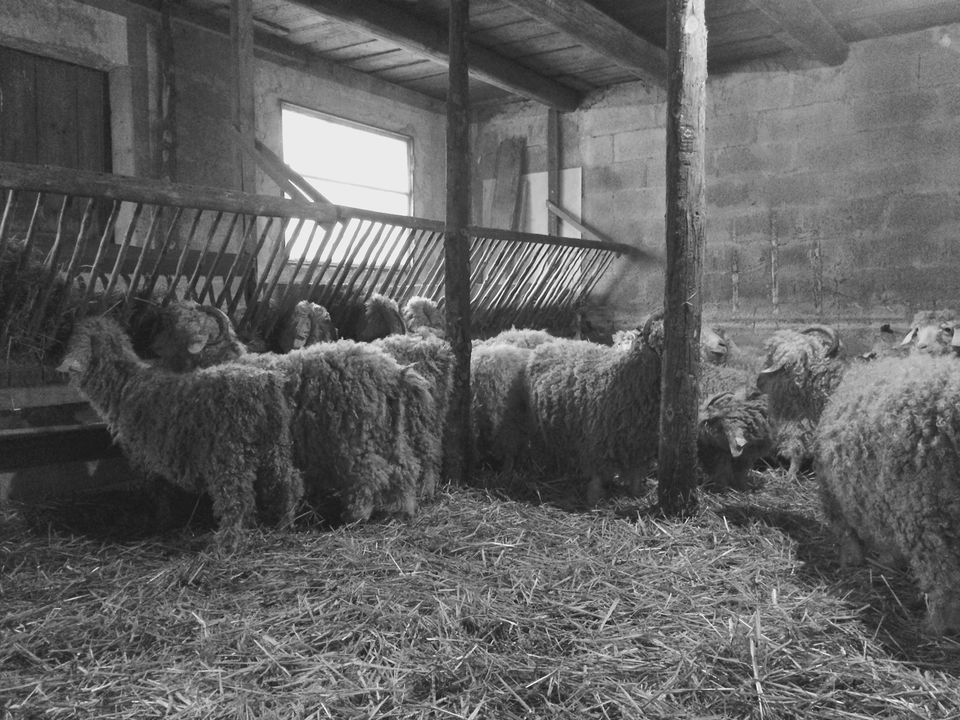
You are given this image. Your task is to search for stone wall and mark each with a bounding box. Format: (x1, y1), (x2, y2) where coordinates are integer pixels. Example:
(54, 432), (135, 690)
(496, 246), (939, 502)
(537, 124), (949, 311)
(473, 23), (960, 353)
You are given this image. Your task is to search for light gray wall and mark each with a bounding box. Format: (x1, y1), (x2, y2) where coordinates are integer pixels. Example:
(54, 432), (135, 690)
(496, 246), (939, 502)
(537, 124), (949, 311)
(473, 23), (960, 352)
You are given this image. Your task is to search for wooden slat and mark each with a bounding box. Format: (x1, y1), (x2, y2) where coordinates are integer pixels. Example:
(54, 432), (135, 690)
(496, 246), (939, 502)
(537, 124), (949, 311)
(0, 424), (122, 471)
(488, 137), (524, 230)
(0, 161), (340, 221)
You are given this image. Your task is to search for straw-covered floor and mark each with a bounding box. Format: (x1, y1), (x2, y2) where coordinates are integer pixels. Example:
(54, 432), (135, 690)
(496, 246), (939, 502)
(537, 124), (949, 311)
(3, 467), (960, 719)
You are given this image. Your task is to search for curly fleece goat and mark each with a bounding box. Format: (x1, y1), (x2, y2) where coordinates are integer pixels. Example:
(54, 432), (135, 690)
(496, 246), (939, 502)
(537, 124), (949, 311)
(697, 390), (771, 492)
(58, 316), (302, 540)
(815, 354), (960, 634)
(237, 340), (440, 523)
(526, 314), (663, 503)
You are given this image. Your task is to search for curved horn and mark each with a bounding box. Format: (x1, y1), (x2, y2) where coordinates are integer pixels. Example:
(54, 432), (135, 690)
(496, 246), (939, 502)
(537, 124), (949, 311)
(801, 324), (840, 358)
(702, 391), (729, 409)
(199, 305), (232, 342)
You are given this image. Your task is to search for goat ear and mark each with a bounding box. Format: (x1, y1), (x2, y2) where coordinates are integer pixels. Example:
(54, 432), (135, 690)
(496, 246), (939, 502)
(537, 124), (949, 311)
(900, 328), (917, 346)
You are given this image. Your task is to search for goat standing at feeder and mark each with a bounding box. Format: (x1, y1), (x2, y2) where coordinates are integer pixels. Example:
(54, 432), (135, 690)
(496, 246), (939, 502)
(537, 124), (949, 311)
(476, 327), (558, 349)
(138, 302), (441, 523)
(147, 300), (248, 370)
(470, 341), (535, 472)
(235, 338), (441, 523)
(270, 300), (338, 352)
(57, 316), (303, 542)
(353, 293), (406, 341)
(815, 353), (960, 634)
(372, 331), (454, 491)
(525, 312), (664, 504)
(403, 296), (445, 338)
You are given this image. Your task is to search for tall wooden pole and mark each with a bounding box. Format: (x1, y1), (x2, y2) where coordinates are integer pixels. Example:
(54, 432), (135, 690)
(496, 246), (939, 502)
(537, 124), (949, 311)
(445, 0), (473, 484)
(657, 0), (707, 517)
(158, 2), (177, 183)
(230, 0), (256, 194)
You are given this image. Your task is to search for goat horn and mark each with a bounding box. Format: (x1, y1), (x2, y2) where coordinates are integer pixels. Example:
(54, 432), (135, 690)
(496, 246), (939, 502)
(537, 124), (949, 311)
(801, 324), (840, 358)
(199, 305), (232, 342)
(702, 391), (729, 409)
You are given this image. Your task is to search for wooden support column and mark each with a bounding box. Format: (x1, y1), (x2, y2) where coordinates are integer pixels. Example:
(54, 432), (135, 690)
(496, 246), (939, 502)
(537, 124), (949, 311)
(158, 2), (177, 182)
(657, 0), (707, 517)
(547, 109), (560, 237)
(445, 0), (472, 484)
(230, 0), (256, 193)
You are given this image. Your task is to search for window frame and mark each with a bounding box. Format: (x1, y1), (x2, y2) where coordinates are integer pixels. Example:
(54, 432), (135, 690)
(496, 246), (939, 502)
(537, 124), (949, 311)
(279, 102), (414, 217)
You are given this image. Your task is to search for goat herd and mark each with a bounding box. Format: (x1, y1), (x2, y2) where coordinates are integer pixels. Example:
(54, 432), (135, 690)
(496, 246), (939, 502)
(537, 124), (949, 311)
(55, 298), (960, 634)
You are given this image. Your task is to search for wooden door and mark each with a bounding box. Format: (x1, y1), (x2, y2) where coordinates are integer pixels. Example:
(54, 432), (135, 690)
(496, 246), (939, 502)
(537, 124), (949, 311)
(0, 45), (112, 244)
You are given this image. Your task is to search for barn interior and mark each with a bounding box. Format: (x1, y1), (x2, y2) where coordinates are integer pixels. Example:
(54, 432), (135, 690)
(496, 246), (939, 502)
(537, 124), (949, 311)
(4, 1), (960, 715)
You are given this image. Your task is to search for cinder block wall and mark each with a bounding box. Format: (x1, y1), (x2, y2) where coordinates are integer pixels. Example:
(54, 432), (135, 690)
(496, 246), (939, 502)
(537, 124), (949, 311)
(473, 23), (960, 354)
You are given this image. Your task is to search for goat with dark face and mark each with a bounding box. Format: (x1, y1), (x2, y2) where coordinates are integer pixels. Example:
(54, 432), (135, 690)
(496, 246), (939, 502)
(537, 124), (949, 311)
(755, 325), (845, 478)
(697, 390), (772, 492)
(272, 300), (338, 352)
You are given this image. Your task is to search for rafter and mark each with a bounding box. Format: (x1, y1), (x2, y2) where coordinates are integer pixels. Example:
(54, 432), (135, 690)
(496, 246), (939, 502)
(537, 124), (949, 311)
(501, 0), (668, 84)
(124, 0), (446, 113)
(744, 0), (849, 66)
(287, 0), (582, 111)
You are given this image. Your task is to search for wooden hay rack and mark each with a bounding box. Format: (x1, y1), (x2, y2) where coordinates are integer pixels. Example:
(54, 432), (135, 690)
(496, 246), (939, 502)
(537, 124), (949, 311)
(0, 160), (633, 470)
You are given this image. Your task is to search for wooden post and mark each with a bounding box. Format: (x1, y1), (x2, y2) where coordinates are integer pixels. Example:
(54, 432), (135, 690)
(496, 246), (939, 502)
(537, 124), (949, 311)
(657, 0), (707, 517)
(547, 109), (560, 237)
(445, 0), (473, 484)
(230, 0), (256, 194)
(158, 2), (177, 182)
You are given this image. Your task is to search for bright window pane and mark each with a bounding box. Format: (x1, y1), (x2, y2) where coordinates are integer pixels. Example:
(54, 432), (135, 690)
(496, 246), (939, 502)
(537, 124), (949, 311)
(281, 106), (411, 202)
(281, 105), (413, 264)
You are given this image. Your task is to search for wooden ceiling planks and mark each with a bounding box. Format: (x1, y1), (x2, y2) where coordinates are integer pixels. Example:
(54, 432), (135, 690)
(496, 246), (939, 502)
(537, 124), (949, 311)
(171, 0), (960, 109)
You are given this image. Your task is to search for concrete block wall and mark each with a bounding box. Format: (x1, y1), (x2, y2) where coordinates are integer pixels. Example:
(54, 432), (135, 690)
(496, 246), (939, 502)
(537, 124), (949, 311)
(473, 23), (960, 353)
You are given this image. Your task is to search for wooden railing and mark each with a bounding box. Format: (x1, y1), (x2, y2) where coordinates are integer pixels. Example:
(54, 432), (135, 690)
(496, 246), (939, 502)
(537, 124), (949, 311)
(0, 161), (635, 382)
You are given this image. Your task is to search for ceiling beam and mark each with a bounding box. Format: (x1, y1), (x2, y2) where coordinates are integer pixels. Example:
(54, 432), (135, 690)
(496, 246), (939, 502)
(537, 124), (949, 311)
(288, 0), (582, 111)
(124, 0), (446, 114)
(501, 0), (668, 84)
(744, 0), (849, 66)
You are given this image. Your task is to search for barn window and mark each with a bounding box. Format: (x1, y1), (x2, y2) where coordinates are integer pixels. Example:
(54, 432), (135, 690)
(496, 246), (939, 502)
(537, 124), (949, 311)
(281, 104), (413, 263)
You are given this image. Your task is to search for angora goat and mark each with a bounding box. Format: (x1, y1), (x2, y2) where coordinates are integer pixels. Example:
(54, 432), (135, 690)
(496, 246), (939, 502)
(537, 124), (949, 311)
(355, 293), (406, 341)
(147, 300), (248, 370)
(476, 327), (557, 349)
(271, 300), (338, 352)
(526, 312), (664, 504)
(57, 316), (303, 541)
(898, 309), (959, 356)
(697, 390), (772, 492)
(403, 296), (445, 338)
(756, 324), (846, 476)
(815, 354), (960, 634)
(236, 338), (440, 523)
(372, 331), (453, 491)
(470, 341), (534, 472)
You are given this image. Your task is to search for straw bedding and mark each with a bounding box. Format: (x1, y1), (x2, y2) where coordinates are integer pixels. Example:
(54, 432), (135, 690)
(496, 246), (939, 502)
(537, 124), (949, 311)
(3, 468), (960, 719)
